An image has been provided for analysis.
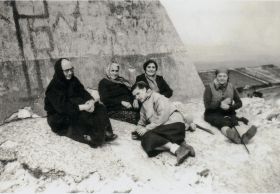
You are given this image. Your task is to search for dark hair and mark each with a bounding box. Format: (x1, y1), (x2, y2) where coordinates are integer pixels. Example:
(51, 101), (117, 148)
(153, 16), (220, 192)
(143, 59), (158, 71)
(131, 81), (150, 92)
(215, 68), (229, 76)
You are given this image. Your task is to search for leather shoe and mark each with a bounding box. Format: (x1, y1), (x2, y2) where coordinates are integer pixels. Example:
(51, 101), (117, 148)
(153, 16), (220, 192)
(241, 125), (257, 144)
(180, 141), (195, 157)
(226, 128), (241, 144)
(175, 145), (191, 165)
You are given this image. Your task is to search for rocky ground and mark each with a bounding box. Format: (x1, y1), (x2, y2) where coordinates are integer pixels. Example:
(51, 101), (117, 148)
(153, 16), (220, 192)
(0, 97), (279, 193)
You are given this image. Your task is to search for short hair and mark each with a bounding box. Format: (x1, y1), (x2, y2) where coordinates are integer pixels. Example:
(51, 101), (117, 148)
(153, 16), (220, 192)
(215, 68), (229, 76)
(131, 81), (150, 92)
(143, 59), (158, 71)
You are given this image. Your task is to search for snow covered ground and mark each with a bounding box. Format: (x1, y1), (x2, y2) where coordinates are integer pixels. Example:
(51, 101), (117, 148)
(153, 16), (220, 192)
(0, 97), (279, 193)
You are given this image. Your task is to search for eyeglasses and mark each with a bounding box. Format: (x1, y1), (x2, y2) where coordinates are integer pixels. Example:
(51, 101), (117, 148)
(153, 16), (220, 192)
(63, 67), (74, 73)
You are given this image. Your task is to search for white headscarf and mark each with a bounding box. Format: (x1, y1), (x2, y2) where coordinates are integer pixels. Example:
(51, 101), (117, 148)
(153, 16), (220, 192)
(105, 62), (132, 89)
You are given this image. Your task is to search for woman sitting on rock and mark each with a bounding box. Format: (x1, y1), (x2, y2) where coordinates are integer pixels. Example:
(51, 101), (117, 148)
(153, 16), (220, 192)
(44, 58), (117, 148)
(203, 68), (257, 144)
(135, 59), (173, 98)
(98, 62), (140, 124)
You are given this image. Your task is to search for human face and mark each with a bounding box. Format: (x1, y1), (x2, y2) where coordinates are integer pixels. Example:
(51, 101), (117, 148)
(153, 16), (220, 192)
(145, 63), (157, 76)
(109, 63), (120, 80)
(132, 87), (149, 103)
(216, 72), (228, 85)
(61, 59), (74, 80)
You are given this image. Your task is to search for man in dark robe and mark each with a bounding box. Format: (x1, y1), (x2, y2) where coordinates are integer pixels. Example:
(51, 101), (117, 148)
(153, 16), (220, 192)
(44, 58), (117, 148)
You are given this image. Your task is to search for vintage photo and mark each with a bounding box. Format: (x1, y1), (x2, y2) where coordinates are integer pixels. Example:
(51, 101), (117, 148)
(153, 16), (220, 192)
(0, 0), (279, 193)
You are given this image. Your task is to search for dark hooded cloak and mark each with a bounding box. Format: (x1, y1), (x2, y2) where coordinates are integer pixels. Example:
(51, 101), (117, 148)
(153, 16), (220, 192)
(44, 58), (114, 147)
(45, 58), (92, 117)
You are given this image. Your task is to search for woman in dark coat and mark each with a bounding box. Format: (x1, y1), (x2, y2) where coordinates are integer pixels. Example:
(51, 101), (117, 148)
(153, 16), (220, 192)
(135, 59), (173, 98)
(44, 58), (117, 148)
(203, 68), (257, 144)
(98, 62), (140, 124)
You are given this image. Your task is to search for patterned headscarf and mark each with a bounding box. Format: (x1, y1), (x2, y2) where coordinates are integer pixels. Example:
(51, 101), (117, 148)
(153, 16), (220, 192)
(105, 62), (132, 89)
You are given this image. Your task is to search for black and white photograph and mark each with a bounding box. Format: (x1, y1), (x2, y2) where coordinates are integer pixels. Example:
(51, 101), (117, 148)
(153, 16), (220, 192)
(0, 0), (279, 193)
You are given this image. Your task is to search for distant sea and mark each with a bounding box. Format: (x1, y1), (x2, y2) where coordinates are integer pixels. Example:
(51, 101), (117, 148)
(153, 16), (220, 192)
(186, 45), (280, 71)
(193, 60), (280, 71)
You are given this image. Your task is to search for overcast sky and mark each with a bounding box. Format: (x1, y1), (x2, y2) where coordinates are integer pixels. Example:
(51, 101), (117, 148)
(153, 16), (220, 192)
(160, 0), (280, 69)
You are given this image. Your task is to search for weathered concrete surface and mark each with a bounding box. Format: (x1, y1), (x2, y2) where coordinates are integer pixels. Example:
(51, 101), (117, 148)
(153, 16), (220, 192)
(0, 0), (204, 123)
(0, 98), (279, 193)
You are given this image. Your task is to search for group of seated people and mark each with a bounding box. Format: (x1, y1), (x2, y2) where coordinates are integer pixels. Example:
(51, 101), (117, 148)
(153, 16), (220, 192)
(44, 58), (257, 165)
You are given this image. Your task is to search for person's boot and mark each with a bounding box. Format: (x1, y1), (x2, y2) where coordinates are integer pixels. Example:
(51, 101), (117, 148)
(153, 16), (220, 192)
(225, 128), (241, 144)
(180, 141), (195, 157)
(241, 125), (257, 144)
(175, 145), (191, 165)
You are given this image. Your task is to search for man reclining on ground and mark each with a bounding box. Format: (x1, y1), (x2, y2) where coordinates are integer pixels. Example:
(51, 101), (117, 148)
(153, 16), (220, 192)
(131, 81), (195, 166)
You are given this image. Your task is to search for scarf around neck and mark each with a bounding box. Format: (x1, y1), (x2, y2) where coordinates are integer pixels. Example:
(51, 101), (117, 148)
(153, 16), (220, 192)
(213, 78), (228, 90)
(145, 73), (159, 92)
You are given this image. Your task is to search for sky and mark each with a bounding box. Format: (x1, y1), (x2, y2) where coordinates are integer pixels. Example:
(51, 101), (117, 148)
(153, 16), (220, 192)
(160, 0), (280, 69)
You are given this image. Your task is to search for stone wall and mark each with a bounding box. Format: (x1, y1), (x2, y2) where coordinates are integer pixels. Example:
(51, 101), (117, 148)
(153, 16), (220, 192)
(0, 0), (204, 122)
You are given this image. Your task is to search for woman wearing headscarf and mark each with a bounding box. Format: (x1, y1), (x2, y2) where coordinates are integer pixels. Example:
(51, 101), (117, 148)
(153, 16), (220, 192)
(44, 58), (117, 148)
(135, 59), (173, 98)
(203, 68), (257, 144)
(98, 62), (140, 124)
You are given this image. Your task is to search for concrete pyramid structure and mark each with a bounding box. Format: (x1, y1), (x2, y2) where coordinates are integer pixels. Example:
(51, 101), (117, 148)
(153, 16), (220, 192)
(0, 0), (204, 122)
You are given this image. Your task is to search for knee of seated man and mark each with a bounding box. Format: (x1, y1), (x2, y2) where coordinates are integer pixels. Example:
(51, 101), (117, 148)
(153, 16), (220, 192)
(141, 131), (154, 142)
(141, 134), (156, 152)
(174, 122), (186, 131)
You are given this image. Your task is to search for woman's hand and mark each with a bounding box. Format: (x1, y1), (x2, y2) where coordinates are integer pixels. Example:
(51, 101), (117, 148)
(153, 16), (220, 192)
(79, 100), (95, 112)
(133, 99), (139, 109)
(222, 98), (232, 105)
(86, 100), (95, 112)
(79, 103), (91, 111)
(121, 101), (132, 109)
(87, 104), (95, 113)
(220, 102), (230, 110)
(86, 99), (95, 106)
